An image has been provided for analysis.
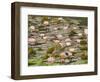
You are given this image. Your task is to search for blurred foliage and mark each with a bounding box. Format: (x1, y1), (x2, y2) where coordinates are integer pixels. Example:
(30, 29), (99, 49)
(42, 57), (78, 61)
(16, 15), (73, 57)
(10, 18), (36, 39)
(28, 47), (36, 58)
(47, 47), (55, 54)
(69, 30), (77, 36)
(80, 40), (87, 45)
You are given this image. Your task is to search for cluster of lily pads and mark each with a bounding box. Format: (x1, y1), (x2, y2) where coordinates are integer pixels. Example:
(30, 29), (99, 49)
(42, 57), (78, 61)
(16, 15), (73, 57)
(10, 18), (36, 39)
(28, 15), (88, 66)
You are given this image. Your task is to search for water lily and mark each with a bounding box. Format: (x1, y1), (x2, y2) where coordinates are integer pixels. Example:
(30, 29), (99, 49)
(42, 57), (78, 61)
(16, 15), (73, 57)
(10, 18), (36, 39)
(40, 33), (45, 37)
(73, 26), (77, 30)
(53, 40), (60, 43)
(76, 39), (81, 43)
(58, 17), (63, 21)
(28, 38), (36, 44)
(43, 21), (49, 25)
(66, 42), (71, 46)
(63, 26), (68, 30)
(43, 36), (48, 40)
(54, 27), (58, 30)
(69, 48), (75, 52)
(29, 25), (35, 31)
(78, 33), (82, 36)
(84, 29), (88, 34)
(47, 57), (55, 64)
(65, 38), (71, 42)
(56, 34), (63, 39)
(65, 59), (70, 63)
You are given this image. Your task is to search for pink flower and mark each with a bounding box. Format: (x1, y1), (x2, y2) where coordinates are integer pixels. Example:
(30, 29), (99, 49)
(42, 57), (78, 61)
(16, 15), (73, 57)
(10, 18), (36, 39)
(47, 57), (55, 64)
(28, 38), (36, 45)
